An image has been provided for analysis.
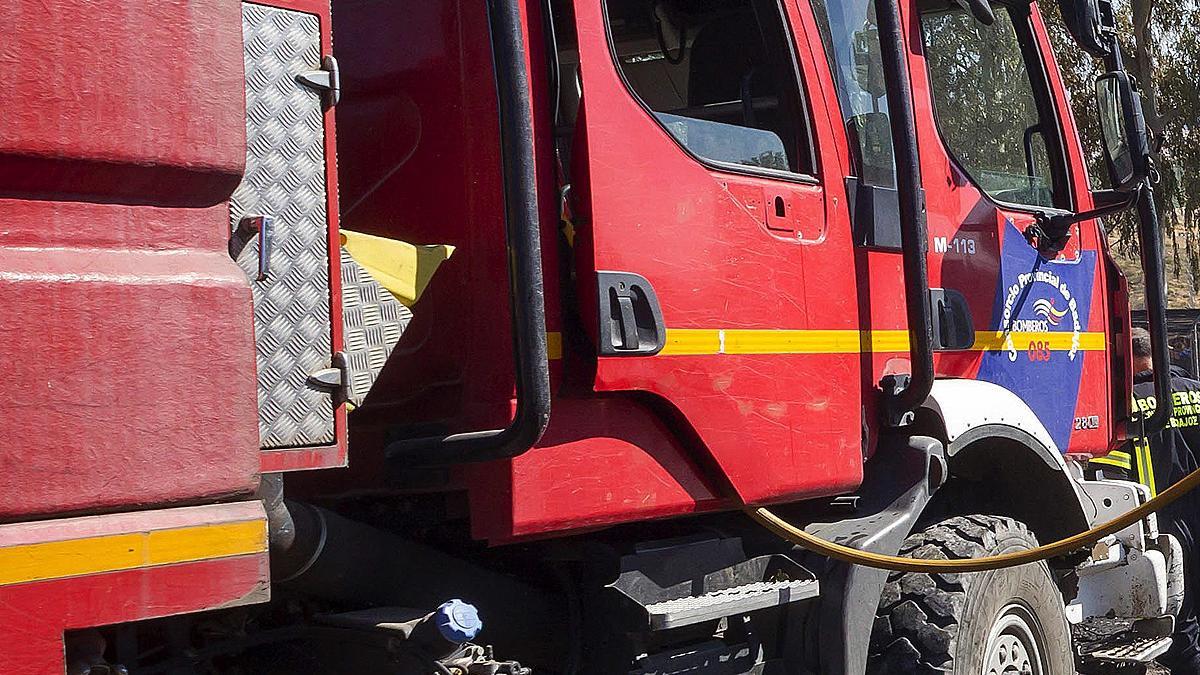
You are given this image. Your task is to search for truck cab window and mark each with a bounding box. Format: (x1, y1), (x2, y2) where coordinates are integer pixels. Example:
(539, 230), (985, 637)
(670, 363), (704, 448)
(810, 0), (896, 188)
(604, 0), (814, 176)
(920, 2), (1065, 209)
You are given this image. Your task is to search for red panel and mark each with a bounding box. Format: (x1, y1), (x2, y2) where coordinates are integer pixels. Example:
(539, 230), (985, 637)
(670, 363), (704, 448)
(0, 242), (259, 518)
(0, 556), (268, 672)
(0, 0), (245, 206)
(467, 397), (726, 543)
(0, 0), (260, 518)
(568, 0), (864, 505)
(330, 0), (523, 439)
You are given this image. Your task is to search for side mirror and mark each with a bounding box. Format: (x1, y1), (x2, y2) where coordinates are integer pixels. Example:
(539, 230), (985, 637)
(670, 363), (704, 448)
(1055, 0), (1114, 57)
(852, 27), (887, 99)
(1095, 71), (1151, 191)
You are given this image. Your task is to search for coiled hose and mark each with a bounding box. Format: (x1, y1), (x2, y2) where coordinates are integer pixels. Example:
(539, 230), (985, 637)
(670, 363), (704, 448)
(746, 463), (1200, 573)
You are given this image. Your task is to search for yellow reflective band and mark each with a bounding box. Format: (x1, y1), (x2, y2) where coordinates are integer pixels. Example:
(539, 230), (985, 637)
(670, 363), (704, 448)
(547, 331), (563, 361)
(546, 328), (1108, 358)
(864, 330), (913, 352)
(1131, 438), (1158, 498)
(660, 329), (723, 356)
(1091, 450), (1132, 470)
(973, 330), (1107, 352)
(0, 520), (266, 587)
(723, 329), (863, 354)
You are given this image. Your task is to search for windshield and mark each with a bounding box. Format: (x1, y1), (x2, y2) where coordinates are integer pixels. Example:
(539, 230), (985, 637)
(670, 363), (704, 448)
(920, 2), (1063, 209)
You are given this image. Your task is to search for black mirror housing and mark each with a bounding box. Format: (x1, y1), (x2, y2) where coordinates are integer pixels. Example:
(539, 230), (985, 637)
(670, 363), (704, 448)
(1055, 0), (1115, 57)
(1095, 71), (1151, 191)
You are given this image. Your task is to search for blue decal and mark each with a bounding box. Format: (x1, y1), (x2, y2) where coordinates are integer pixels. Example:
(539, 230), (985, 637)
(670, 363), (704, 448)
(976, 222), (1096, 451)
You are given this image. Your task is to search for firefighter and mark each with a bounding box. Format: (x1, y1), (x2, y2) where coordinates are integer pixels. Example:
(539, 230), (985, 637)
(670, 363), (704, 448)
(1091, 327), (1200, 672)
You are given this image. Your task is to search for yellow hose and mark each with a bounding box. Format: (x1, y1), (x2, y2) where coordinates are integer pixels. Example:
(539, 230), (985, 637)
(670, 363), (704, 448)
(746, 463), (1200, 573)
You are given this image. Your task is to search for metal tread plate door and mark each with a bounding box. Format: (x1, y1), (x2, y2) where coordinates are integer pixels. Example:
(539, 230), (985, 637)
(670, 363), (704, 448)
(233, 2), (335, 450)
(340, 249), (412, 407)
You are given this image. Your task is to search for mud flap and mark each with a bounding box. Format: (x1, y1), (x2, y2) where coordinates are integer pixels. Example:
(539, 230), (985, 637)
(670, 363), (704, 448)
(802, 436), (945, 675)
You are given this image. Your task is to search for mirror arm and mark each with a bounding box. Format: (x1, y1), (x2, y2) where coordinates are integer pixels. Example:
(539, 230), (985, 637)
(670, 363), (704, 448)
(1024, 191), (1138, 257)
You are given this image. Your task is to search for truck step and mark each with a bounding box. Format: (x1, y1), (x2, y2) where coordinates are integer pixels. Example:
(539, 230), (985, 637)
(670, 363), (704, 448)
(644, 578), (819, 630)
(605, 537), (819, 632)
(1074, 617), (1173, 666)
(1086, 635), (1172, 663)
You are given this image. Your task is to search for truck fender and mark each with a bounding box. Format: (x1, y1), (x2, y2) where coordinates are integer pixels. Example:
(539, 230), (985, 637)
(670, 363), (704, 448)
(810, 381), (1093, 674)
(919, 379), (1095, 542)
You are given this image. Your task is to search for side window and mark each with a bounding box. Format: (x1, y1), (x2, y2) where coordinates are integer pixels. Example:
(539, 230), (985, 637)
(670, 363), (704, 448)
(810, 0), (896, 188)
(604, 0), (815, 176)
(920, 2), (1064, 209)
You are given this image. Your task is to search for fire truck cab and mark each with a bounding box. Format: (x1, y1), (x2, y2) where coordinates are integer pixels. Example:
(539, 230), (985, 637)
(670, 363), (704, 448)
(0, 0), (1183, 672)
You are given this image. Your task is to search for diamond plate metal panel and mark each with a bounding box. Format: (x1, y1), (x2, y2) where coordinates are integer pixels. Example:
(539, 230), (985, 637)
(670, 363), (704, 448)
(233, 4), (334, 449)
(341, 249), (411, 406)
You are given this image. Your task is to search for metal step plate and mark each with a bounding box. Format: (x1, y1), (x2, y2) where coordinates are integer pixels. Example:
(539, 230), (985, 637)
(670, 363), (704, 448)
(1087, 635), (1172, 664)
(340, 249), (411, 407)
(1074, 616), (1173, 665)
(644, 579), (819, 631)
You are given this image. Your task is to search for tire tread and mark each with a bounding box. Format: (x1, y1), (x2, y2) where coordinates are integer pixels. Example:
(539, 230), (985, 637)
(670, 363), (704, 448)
(868, 515), (1039, 673)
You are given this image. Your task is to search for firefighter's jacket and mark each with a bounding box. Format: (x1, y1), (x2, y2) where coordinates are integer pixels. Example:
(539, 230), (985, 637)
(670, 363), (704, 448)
(1092, 371), (1200, 526)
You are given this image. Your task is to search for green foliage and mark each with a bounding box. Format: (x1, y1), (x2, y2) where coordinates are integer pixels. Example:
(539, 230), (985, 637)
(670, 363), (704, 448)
(1043, 0), (1200, 306)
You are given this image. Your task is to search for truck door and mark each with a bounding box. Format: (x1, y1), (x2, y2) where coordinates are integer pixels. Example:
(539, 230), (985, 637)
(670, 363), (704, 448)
(231, 0), (347, 472)
(910, 0), (1110, 454)
(567, 0), (864, 503)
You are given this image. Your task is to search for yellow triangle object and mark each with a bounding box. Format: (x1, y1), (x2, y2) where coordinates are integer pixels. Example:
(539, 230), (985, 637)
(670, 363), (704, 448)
(340, 230), (455, 307)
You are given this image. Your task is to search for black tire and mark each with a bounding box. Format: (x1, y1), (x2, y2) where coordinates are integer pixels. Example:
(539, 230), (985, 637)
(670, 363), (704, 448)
(868, 515), (1074, 675)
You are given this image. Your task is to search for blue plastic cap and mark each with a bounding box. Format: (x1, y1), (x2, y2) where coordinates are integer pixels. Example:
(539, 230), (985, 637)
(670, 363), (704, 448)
(435, 599), (482, 643)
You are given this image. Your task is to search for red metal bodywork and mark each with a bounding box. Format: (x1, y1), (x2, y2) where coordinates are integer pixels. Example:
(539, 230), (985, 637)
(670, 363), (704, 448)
(330, 0), (1124, 543)
(0, 0), (259, 519)
(0, 0), (1132, 664)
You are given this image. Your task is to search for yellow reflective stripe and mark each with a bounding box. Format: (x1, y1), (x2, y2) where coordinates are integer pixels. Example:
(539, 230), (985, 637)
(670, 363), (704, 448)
(1091, 450), (1132, 470)
(724, 329), (862, 354)
(547, 331), (563, 361)
(973, 331), (1107, 352)
(0, 520), (266, 587)
(545, 329), (1107, 359)
(660, 329), (722, 355)
(1136, 439), (1158, 497)
(864, 330), (913, 352)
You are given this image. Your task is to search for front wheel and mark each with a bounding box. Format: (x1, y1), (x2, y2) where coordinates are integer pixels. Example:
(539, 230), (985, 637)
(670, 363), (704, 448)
(868, 514), (1074, 674)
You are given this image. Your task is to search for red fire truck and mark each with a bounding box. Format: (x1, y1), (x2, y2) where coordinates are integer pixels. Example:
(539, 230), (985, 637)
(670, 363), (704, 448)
(0, 0), (1183, 672)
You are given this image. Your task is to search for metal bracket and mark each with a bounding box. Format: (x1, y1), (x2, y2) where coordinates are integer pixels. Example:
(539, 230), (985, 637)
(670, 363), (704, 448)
(297, 55), (341, 108)
(307, 351), (350, 404)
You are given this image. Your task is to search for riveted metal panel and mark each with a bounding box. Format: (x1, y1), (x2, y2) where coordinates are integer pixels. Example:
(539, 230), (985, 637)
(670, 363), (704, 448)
(233, 4), (334, 449)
